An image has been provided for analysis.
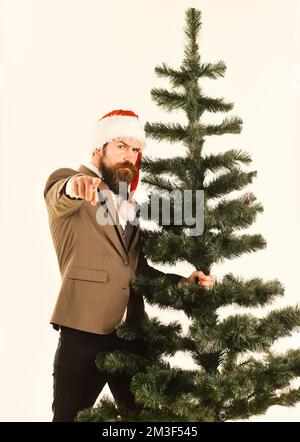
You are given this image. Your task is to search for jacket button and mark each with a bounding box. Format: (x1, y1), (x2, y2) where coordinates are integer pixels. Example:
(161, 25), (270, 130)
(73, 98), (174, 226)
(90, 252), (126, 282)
(123, 259), (129, 265)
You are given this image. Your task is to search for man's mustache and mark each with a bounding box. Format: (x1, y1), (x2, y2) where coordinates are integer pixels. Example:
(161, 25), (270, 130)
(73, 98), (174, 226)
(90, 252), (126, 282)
(111, 161), (137, 174)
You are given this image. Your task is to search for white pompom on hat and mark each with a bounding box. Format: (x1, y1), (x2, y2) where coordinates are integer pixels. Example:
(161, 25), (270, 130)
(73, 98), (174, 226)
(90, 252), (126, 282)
(90, 109), (147, 152)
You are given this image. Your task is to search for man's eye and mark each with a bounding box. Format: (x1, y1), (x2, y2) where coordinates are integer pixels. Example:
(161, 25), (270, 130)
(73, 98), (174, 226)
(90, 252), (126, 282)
(134, 148), (140, 152)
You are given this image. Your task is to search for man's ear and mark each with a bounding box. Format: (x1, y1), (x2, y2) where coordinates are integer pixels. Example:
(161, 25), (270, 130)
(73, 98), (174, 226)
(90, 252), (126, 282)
(94, 147), (103, 158)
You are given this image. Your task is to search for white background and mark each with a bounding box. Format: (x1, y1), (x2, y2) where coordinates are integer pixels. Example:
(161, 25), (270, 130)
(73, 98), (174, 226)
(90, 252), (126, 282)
(0, 0), (299, 421)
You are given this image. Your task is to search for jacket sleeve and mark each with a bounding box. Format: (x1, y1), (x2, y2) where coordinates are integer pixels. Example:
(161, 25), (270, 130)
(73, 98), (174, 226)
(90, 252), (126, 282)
(136, 246), (183, 287)
(125, 247), (183, 323)
(44, 170), (84, 219)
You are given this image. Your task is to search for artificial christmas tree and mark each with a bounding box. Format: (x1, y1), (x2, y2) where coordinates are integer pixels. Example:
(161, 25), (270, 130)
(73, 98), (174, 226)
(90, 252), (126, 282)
(77, 7), (300, 422)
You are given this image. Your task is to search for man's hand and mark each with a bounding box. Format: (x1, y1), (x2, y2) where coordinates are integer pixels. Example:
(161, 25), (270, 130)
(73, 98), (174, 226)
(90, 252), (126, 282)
(178, 271), (215, 290)
(69, 175), (101, 206)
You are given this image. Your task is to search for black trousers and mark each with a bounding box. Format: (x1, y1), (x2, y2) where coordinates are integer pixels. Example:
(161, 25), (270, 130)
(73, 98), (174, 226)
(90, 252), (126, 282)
(52, 325), (144, 422)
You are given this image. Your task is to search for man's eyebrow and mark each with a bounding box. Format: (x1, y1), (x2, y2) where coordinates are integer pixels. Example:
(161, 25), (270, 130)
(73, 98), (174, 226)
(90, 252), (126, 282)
(118, 140), (129, 146)
(118, 140), (140, 149)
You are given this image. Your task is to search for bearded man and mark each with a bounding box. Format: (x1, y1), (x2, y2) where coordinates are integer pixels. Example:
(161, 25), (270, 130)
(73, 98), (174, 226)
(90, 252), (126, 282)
(44, 109), (214, 422)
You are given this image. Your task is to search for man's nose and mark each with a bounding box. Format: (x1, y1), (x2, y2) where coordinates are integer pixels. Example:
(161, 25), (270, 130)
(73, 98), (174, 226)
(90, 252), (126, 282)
(123, 151), (135, 164)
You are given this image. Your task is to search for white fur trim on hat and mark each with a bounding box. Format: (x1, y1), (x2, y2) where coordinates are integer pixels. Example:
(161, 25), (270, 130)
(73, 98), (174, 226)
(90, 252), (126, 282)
(90, 115), (146, 153)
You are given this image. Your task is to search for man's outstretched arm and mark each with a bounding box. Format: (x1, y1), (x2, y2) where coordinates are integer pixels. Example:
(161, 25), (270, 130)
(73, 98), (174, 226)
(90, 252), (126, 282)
(44, 169), (101, 219)
(125, 247), (183, 323)
(125, 246), (216, 322)
(135, 246), (183, 287)
(136, 246), (215, 289)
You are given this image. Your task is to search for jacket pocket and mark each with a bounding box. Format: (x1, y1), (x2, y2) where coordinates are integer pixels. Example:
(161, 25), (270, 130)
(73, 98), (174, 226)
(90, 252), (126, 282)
(67, 266), (108, 282)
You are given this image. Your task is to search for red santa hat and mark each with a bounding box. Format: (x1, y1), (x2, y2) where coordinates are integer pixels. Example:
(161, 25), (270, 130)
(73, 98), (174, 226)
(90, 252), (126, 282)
(90, 109), (146, 200)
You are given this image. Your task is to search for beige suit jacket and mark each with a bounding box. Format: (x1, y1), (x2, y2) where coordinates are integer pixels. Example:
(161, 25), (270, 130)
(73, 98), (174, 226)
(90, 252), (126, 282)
(44, 164), (182, 334)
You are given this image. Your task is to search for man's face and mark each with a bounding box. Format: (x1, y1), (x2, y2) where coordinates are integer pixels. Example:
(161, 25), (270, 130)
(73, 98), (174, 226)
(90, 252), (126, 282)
(96, 137), (143, 195)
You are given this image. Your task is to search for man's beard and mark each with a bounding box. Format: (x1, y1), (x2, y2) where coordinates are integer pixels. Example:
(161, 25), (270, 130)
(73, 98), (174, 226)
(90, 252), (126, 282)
(99, 158), (137, 197)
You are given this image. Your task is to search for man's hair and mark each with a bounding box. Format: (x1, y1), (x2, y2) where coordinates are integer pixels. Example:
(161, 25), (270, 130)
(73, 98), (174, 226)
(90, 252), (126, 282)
(93, 143), (107, 157)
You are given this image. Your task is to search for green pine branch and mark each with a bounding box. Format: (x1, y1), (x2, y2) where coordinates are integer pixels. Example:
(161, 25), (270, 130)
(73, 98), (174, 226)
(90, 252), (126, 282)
(220, 349), (300, 420)
(133, 274), (284, 316)
(202, 149), (252, 172)
(95, 350), (149, 376)
(117, 317), (183, 356)
(205, 168), (257, 199)
(140, 155), (188, 182)
(214, 273), (284, 308)
(144, 121), (186, 143)
(151, 87), (234, 115)
(205, 196), (263, 233)
(205, 231), (266, 262)
(189, 307), (300, 354)
(75, 396), (120, 422)
(204, 116), (243, 135)
(257, 306), (300, 341)
(132, 274), (211, 316)
(142, 175), (181, 193)
(150, 88), (186, 112)
(199, 60), (227, 79)
(154, 60), (227, 87)
(198, 95), (234, 114)
(141, 229), (198, 265)
(154, 63), (193, 87)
